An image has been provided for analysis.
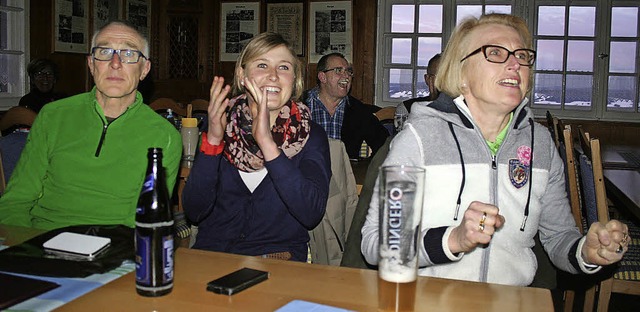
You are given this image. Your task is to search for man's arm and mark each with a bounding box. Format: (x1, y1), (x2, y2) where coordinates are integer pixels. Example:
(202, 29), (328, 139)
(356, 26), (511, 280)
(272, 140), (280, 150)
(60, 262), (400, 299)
(0, 113), (49, 227)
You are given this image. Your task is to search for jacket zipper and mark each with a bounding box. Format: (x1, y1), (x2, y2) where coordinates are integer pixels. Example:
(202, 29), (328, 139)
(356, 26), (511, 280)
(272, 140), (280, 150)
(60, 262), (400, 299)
(95, 120), (108, 157)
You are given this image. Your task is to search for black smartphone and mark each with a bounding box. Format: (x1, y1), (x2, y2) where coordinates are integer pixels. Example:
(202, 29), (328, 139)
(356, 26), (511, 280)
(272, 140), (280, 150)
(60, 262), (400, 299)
(206, 268), (269, 295)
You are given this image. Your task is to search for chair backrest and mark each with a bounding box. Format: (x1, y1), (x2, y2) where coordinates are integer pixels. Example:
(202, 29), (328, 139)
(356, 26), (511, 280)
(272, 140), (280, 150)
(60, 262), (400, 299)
(575, 131), (609, 227)
(149, 98), (187, 117)
(0, 106), (37, 134)
(188, 100), (209, 131)
(189, 99), (209, 113)
(560, 125), (585, 233)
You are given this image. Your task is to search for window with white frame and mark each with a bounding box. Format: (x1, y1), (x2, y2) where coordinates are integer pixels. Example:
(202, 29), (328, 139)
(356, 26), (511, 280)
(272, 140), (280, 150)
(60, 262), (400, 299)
(376, 0), (640, 121)
(0, 0), (28, 110)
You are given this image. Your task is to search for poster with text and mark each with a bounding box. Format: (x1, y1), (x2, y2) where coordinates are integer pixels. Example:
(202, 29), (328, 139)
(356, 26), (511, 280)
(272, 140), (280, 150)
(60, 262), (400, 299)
(267, 3), (304, 56)
(220, 2), (260, 62)
(309, 1), (351, 63)
(55, 0), (89, 53)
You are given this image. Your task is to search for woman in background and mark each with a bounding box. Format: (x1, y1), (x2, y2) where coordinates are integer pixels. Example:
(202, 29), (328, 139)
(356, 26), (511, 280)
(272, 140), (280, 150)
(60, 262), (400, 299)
(183, 32), (331, 262)
(19, 58), (66, 113)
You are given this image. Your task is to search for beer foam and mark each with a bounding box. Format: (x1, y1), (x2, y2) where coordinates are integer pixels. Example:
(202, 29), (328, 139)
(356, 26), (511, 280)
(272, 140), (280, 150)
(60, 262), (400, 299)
(379, 246), (417, 283)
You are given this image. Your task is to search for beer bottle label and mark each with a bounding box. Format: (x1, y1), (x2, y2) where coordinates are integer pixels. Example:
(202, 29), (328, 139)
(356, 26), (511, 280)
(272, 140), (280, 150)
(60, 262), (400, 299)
(135, 233), (151, 284)
(141, 174), (155, 193)
(163, 235), (174, 283)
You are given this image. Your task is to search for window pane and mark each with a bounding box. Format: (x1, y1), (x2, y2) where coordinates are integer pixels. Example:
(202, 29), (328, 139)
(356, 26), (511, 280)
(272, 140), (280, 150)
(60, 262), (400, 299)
(391, 38), (412, 64)
(568, 6), (595, 37)
(389, 68), (413, 99)
(608, 76), (637, 111)
(567, 40), (593, 72)
(417, 37), (441, 67)
(609, 41), (637, 73)
(536, 40), (564, 71)
(538, 6), (565, 36)
(612, 7), (638, 37)
(0, 54), (23, 93)
(415, 69), (428, 98)
(457, 5), (482, 25)
(418, 5), (442, 33)
(534, 73), (563, 107)
(392, 5), (414, 33)
(565, 75), (592, 109)
(485, 6), (511, 15)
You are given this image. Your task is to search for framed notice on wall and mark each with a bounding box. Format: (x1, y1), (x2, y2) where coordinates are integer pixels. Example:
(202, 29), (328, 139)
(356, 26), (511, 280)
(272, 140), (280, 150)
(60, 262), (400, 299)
(220, 2), (260, 62)
(54, 0), (89, 53)
(125, 0), (151, 39)
(267, 2), (304, 57)
(309, 1), (352, 63)
(93, 0), (121, 32)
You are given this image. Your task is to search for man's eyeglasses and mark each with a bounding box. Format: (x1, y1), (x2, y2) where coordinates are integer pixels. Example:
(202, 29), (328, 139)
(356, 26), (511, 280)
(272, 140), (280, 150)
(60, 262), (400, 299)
(91, 47), (147, 64)
(460, 45), (536, 66)
(322, 67), (354, 77)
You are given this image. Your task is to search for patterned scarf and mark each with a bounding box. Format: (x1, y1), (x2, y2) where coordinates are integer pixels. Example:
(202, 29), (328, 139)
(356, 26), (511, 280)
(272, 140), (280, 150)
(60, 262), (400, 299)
(224, 94), (311, 172)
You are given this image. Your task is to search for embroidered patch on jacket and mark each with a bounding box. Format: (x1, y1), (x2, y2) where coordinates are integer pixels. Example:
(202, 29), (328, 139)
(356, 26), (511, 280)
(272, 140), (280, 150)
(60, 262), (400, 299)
(509, 159), (529, 188)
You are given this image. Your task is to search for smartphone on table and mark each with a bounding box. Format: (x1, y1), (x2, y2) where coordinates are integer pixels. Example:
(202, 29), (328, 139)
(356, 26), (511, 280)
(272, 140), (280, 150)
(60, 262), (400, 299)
(206, 267), (269, 295)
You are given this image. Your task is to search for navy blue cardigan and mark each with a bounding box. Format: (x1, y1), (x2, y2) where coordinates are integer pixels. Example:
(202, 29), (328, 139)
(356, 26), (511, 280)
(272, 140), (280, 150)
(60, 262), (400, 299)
(182, 122), (331, 262)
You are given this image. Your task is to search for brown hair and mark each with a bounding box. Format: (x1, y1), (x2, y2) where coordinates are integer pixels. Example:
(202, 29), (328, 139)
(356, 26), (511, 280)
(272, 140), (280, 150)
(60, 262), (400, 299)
(232, 32), (303, 101)
(435, 13), (533, 97)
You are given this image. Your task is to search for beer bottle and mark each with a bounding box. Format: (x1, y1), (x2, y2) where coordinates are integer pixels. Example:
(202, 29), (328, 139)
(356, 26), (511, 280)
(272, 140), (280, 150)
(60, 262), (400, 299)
(135, 147), (174, 297)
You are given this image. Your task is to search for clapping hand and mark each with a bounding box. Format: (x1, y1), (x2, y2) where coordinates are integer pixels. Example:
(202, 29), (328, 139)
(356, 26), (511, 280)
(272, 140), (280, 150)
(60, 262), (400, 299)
(582, 220), (629, 266)
(449, 201), (505, 254)
(206, 76), (231, 145)
(242, 77), (280, 161)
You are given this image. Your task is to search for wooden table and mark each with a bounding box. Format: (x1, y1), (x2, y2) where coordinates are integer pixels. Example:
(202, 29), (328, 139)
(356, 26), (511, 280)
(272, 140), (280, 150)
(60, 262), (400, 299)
(604, 169), (640, 221)
(58, 247), (553, 311)
(601, 145), (640, 221)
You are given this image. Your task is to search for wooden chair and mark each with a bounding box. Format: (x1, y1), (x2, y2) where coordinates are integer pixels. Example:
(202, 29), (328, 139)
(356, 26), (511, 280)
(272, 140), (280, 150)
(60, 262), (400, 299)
(0, 106), (37, 135)
(557, 124), (593, 312)
(149, 98), (187, 117)
(189, 99), (209, 113)
(575, 130), (640, 311)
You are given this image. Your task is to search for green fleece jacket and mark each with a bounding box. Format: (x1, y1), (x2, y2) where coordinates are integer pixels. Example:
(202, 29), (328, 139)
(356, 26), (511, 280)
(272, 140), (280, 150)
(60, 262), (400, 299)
(0, 88), (182, 230)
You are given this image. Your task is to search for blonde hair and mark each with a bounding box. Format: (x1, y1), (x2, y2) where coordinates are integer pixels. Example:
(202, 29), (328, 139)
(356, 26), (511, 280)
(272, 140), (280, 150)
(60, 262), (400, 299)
(436, 13), (533, 97)
(232, 32), (303, 101)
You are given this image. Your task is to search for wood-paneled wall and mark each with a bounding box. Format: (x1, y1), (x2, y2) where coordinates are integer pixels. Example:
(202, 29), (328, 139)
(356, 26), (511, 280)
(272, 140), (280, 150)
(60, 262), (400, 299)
(29, 0), (377, 105)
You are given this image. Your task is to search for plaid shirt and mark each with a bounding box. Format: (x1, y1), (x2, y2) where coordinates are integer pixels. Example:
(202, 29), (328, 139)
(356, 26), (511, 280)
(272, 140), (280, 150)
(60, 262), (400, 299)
(305, 87), (347, 140)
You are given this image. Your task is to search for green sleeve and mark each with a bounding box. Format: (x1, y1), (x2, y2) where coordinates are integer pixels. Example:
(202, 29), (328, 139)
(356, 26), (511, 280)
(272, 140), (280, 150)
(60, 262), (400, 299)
(0, 112), (49, 227)
(163, 129), (183, 197)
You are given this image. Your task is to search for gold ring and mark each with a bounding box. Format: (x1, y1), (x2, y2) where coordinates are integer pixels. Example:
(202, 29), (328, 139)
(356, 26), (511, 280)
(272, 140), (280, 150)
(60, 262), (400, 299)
(622, 232), (629, 244)
(479, 213), (487, 232)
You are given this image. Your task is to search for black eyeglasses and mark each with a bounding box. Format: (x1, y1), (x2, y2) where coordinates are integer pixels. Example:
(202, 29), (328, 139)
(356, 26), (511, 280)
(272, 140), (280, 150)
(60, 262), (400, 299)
(460, 45), (536, 66)
(91, 46), (147, 64)
(322, 67), (354, 77)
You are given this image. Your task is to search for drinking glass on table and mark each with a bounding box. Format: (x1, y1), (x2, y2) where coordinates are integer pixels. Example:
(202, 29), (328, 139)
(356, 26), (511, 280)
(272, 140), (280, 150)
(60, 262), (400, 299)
(378, 166), (425, 312)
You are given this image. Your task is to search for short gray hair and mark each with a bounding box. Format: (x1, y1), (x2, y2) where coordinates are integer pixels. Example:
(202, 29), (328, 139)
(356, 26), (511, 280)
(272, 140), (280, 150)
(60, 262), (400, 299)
(91, 20), (150, 58)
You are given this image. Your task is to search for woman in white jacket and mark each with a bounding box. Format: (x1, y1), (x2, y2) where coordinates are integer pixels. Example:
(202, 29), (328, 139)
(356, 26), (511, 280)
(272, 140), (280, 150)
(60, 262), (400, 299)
(361, 13), (628, 286)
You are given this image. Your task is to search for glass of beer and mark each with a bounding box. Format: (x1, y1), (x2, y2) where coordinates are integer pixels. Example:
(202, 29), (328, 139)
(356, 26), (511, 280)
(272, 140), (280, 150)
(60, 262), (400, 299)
(378, 165), (425, 312)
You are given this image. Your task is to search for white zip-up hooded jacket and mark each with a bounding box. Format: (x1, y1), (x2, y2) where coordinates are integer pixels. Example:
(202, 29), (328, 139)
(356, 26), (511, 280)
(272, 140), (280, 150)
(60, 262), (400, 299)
(361, 94), (599, 286)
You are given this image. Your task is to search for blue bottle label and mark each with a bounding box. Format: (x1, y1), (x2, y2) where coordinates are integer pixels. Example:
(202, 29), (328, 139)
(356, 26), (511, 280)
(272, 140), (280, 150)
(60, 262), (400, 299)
(135, 233), (151, 284)
(163, 236), (174, 283)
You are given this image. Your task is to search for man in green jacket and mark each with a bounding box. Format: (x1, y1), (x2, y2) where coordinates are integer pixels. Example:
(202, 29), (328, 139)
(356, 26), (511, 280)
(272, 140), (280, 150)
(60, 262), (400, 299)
(0, 21), (181, 230)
